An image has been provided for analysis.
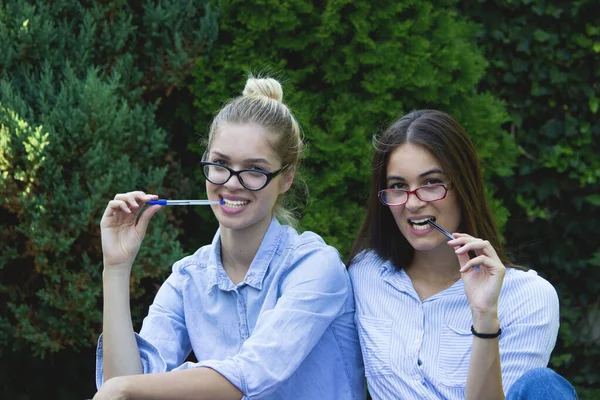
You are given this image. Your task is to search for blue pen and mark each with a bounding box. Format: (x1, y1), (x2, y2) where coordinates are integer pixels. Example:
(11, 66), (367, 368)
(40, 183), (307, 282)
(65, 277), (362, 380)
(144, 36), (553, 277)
(147, 199), (225, 206)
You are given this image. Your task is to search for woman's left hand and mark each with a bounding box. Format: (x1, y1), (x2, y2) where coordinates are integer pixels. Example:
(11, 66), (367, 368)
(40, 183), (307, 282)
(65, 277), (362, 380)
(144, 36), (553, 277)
(92, 376), (129, 400)
(448, 233), (506, 316)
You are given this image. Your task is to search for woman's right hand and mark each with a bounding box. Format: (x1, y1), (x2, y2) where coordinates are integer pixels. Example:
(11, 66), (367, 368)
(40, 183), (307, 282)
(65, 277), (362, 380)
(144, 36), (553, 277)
(100, 191), (162, 271)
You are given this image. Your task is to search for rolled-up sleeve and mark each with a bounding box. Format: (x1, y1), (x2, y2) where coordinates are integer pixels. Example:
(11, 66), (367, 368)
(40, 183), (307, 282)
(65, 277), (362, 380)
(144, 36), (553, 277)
(499, 271), (560, 393)
(179, 244), (351, 398)
(95, 263), (192, 389)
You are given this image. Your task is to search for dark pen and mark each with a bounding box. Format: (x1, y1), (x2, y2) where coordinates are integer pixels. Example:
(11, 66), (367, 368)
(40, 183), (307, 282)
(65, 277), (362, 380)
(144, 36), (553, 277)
(427, 219), (477, 260)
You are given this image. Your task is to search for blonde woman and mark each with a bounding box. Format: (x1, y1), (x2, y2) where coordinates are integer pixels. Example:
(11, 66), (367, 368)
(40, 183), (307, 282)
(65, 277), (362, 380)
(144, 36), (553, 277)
(93, 77), (365, 400)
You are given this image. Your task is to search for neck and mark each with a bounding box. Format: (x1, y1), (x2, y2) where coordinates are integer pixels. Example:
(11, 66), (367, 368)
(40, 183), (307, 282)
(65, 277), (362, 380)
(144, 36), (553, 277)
(407, 242), (461, 284)
(219, 214), (273, 283)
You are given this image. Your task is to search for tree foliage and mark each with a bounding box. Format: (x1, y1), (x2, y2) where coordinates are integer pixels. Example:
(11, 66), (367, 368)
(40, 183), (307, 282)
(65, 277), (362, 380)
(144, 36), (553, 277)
(0, 1), (217, 398)
(190, 0), (517, 256)
(1, 0), (597, 398)
(460, 0), (600, 396)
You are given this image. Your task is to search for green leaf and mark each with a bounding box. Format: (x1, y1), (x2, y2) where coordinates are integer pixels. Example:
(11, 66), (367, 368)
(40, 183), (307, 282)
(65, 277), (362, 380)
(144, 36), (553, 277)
(590, 250), (600, 267)
(533, 29), (551, 42)
(590, 96), (599, 114)
(585, 194), (600, 206)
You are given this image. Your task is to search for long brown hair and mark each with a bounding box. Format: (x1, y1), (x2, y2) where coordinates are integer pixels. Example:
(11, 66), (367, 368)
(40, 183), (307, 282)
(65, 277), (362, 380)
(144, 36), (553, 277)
(349, 109), (518, 270)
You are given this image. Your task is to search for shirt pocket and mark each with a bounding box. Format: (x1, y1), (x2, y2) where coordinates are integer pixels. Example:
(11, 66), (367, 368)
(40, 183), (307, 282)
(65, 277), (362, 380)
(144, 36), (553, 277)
(438, 324), (472, 387)
(356, 316), (393, 377)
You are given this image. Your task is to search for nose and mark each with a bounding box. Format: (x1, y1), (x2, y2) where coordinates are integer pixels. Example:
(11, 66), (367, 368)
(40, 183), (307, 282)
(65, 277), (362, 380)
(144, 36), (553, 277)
(223, 173), (244, 191)
(404, 190), (426, 211)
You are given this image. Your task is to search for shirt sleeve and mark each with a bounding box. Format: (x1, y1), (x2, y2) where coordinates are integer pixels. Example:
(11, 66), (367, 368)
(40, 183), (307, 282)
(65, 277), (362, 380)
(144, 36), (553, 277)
(498, 270), (560, 393)
(177, 244), (351, 398)
(95, 263), (192, 389)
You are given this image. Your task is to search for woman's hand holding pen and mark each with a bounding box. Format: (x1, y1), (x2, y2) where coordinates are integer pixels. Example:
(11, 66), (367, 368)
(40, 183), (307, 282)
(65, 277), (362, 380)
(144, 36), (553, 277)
(100, 191), (161, 271)
(448, 233), (506, 331)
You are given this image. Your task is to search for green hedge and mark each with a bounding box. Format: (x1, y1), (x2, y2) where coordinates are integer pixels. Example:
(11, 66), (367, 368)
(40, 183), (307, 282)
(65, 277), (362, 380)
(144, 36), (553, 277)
(1, 0), (597, 398)
(0, 1), (217, 398)
(190, 0), (517, 257)
(460, 0), (600, 396)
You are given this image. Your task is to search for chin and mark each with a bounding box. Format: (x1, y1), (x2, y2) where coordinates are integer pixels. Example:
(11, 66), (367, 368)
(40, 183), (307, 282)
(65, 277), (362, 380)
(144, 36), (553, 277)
(217, 216), (254, 231)
(405, 237), (444, 252)
(410, 243), (436, 252)
(216, 210), (273, 233)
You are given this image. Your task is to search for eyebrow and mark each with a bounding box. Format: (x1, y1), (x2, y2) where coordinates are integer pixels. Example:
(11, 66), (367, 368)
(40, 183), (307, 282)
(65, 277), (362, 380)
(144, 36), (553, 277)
(386, 168), (444, 182)
(210, 151), (272, 166)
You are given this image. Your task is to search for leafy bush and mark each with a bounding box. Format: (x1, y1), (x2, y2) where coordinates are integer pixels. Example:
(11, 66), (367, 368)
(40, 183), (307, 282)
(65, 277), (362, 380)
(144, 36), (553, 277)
(0, 1), (217, 398)
(190, 0), (517, 256)
(461, 0), (600, 395)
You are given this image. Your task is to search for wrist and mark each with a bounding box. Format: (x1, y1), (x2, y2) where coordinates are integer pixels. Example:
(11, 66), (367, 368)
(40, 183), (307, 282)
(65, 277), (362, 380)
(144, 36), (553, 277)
(471, 324), (502, 339)
(471, 310), (499, 333)
(471, 306), (498, 320)
(102, 267), (132, 280)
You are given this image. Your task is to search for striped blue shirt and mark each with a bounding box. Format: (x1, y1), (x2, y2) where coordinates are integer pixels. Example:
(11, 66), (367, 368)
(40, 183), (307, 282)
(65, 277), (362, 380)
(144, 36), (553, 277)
(96, 217), (366, 399)
(348, 250), (559, 400)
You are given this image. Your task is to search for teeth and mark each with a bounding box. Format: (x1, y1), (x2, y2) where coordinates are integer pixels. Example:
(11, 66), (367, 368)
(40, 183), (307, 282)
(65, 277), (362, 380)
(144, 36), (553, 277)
(411, 218), (431, 224)
(223, 198), (249, 208)
(409, 217), (435, 227)
(412, 223), (431, 231)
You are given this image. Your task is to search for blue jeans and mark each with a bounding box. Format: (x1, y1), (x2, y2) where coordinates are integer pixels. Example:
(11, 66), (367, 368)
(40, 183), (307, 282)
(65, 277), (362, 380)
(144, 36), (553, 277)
(506, 368), (578, 399)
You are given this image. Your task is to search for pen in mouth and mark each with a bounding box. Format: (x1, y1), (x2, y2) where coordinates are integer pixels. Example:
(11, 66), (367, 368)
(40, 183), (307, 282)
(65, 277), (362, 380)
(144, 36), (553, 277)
(427, 219), (477, 259)
(147, 199), (225, 206)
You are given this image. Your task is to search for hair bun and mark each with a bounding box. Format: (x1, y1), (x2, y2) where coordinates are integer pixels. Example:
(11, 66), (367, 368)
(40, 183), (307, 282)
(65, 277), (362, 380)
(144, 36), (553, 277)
(243, 77), (283, 102)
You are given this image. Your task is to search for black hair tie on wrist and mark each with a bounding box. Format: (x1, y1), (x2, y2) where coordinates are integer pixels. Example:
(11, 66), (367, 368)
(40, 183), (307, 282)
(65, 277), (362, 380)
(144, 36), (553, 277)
(471, 325), (502, 339)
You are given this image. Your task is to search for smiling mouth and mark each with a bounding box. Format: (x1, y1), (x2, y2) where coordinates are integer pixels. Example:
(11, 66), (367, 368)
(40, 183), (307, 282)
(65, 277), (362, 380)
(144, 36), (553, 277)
(408, 217), (435, 229)
(221, 198), (250, 208)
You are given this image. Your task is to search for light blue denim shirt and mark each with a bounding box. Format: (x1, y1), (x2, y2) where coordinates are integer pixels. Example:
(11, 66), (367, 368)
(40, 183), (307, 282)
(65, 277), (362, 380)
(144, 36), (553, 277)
(96, 217), (366, 399)
(349, 250), (559, 400)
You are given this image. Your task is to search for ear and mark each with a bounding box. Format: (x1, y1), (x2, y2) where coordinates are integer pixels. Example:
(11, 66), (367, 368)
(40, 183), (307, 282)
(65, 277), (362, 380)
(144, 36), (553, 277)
(278, 166), (295, 194)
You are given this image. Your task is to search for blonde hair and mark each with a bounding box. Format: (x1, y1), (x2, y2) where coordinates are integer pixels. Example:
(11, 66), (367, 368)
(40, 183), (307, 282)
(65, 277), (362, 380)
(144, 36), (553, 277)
(206, 75), (305, 227)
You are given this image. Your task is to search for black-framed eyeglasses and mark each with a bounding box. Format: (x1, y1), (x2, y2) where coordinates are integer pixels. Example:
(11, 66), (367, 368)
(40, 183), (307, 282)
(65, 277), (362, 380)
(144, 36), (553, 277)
(378, 183), (449, 206)
(200, 162), (290, 191)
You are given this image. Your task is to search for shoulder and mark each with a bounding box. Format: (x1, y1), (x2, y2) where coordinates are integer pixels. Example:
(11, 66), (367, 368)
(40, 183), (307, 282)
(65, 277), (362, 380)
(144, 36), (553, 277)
(283, 227), (342, 264)
(347, 249), (388, 280)
(279, 227), (348, 283)
(499, 267), (559, 321)
(501, 267), (558, 302)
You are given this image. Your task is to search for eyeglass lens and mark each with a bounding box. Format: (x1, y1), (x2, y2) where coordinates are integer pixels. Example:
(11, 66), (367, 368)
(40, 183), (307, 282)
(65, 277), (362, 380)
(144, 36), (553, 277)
(203, 164), (268, 190)
(382, 185), (446, 204)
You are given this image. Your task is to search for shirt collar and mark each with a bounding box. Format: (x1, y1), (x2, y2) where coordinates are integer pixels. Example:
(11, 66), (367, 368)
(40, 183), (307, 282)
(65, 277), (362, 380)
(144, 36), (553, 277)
(206, 217), (284, 292)
(381, 263), (418, 299)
